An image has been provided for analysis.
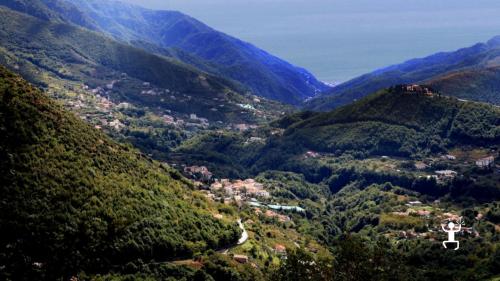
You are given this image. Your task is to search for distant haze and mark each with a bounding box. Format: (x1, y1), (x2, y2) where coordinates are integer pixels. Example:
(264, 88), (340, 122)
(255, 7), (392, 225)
(121, 0), (500, 83)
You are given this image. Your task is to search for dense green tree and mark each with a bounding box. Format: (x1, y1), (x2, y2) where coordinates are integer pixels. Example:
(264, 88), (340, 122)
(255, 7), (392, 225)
(273, 248), (333, 281)
(0, 67), (239, 280)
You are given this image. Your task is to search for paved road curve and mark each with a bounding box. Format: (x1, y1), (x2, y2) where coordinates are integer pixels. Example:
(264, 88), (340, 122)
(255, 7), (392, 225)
(142, 218), (248, 265)
(237, 219), (248, 245)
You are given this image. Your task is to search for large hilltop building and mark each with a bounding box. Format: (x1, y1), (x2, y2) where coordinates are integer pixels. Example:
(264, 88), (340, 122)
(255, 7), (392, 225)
(394, 84), (438, 96)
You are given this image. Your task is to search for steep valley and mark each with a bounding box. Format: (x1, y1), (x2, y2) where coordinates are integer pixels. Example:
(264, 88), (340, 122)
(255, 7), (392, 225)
(0, 1), (499, 280)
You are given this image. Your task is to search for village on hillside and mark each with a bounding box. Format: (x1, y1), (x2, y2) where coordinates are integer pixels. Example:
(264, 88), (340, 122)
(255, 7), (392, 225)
(47, 76), (499, 269)
(48, 71), (278, 145)
(179, 164), (312, 265)
(182, 165), (305, 219)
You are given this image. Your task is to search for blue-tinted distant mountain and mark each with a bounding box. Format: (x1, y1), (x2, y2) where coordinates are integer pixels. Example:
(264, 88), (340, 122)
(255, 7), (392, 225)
(306, 36), (500, 111)
(0, 0), (98, 29)
(0, 5), (290, 125)
(50, 0), (329, 105)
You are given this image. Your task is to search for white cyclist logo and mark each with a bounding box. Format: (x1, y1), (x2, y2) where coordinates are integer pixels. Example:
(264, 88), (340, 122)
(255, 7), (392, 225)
(441, 217), (463, 250)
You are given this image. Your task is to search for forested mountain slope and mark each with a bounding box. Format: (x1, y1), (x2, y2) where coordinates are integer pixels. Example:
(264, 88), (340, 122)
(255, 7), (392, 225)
(0, 6), (287, 123)
(0, 66), (239, 280)
(176, 87), (500, 177)
(54, 0), (330, 104)
(425, 66), (500, 105)
(269, 88), (499, 159)
(0, 0), (98, 29)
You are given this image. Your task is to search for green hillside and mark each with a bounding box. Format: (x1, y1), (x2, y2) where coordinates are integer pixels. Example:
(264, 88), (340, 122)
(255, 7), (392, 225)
(282, 88), (499, 156)
(171, 86), (500, 281)
(0, 0), (97, 29)
(0, 66), (240, 279)
(426, 66), (500, 105)
(63, 0), (330, 105)
(0, 5), (219, 108)
(0, 6), (288, 124)
(0, 0), (330, 105)
(175, 87), (500, 179)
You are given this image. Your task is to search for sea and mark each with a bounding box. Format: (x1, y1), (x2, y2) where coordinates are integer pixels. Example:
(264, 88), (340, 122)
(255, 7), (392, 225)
(124, 0), (500, 83)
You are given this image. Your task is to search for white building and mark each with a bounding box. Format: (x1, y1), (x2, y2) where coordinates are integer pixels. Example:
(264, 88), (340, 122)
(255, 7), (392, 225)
(476, 156), (494, 168)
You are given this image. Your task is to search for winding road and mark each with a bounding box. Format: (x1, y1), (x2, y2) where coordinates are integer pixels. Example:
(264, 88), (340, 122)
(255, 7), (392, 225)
(218, 218), (248, 255)
(144, 218), (249, 265)
(237, 219), (248, 245)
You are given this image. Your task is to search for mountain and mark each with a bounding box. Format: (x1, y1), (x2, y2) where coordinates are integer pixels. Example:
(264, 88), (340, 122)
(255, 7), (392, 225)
(282, 88), (499, 155)
(0, 66), (240, 279)
(171, 88), (500, 280)
(176, 87), (500, 178)
(37, 0), (330, 105)
(425, 66), (500, 104)
(0, 5), (289, 124)
(306, 36), (500, 111)
(0, 0), (98, 29)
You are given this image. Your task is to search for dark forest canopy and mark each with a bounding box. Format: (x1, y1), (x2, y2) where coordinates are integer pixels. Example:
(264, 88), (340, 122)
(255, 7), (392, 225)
(0, 66), (239, 280)
(175, 87), (500, 177)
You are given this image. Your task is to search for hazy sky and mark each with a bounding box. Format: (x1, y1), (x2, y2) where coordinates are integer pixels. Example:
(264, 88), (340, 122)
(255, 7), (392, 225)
(121, 0), (500, 82)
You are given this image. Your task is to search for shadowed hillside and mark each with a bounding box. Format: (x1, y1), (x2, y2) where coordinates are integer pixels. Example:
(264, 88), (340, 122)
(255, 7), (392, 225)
(34, 0), (330, 104)
(0, 66), (239, 280)
(427, 66), (500, 105)
(175, 87), (500, 177)
(0, 6), (289, 124)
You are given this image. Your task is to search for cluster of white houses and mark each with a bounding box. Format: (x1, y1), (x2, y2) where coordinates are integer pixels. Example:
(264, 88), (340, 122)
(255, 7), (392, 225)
(160, 113), (210, 129)
(210, 179), (271, 199)
(476, 156), (495, 168)
(416, 154), (496, 182)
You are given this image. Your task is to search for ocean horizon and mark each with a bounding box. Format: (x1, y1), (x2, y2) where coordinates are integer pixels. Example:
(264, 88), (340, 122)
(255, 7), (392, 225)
(124, 0), (500, 83)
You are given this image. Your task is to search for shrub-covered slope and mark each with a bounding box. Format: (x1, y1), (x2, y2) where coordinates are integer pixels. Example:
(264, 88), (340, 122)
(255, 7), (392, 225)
(0, 6), (287, 123)
(175, 88), (500, 177)
(280, 89), (499, 157)
(426, 66), (500, 105)
(0, 0), (98, 29)
(0, 66), (239, 280)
